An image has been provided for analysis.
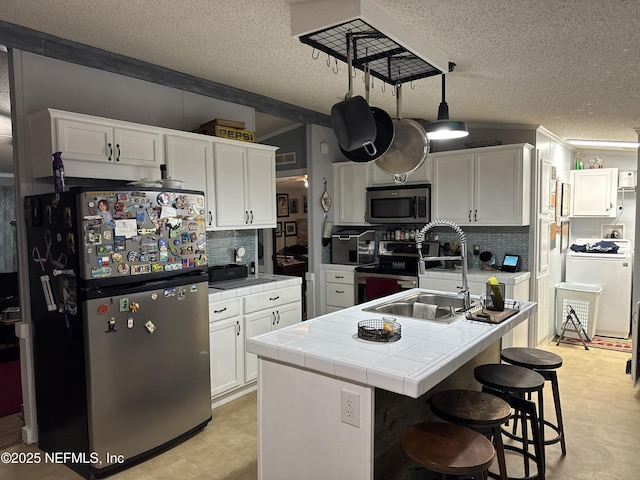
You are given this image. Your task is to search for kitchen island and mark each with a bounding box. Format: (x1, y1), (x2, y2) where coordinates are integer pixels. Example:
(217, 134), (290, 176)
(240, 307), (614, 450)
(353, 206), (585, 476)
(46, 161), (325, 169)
(246, 289), (536, 480)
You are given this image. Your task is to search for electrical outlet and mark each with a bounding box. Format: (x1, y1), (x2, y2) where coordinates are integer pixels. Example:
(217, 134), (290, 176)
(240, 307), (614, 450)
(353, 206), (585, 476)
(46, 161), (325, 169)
(341, 389), (360, 427)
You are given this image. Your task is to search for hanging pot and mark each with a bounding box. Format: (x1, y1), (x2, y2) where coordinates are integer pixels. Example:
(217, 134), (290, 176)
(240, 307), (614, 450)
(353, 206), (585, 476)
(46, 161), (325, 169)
(375, 84), (430, 183)
(330, 41), (377, 155)
(339, 63), (395, 162)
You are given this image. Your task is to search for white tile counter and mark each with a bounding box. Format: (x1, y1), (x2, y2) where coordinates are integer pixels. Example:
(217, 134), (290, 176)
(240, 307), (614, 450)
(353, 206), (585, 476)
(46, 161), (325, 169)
(208, 274), (302, 302)
(247, 288), (536, 398)
(420, 267), (531, 285)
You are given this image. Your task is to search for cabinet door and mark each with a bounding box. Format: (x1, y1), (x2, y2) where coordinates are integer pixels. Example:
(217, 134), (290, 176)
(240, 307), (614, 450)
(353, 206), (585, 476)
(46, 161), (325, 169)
(246, 147), (276, 228)
(369, 161), (430, 185)
(431, 152), (474, 224)
(244, 311), (274, 382)
(165, 134), (210, 194)
(55, 117), (113, 163)
(209, 317), (244, 397)
(474, 148), (523, 225)
(214, 142), (247, 227)
(113, 126), (163, 168)
(165, 134), (216, 227)
(570, 169), (617, 217)
(334, 162), (370, 225)
(274, 302), (302, 330)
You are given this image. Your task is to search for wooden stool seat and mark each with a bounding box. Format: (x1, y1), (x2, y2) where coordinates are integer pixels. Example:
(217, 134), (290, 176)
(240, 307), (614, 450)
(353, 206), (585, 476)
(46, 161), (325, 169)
(474, 364), (546, 480)
(500, 348), (563, 370)
(474, 364), (545, 393)
(400, 422), (495, 478)
(431, 390), (511, 480)
(501, 348), (567, 456)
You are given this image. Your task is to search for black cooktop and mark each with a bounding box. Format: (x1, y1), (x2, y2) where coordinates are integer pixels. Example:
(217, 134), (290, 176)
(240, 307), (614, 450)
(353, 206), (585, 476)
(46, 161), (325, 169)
(355, 262), (418, 276)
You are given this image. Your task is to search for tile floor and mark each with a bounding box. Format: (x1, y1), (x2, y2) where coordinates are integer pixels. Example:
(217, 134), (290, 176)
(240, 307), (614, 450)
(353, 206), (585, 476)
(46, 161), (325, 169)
(1, 342), (639, 480)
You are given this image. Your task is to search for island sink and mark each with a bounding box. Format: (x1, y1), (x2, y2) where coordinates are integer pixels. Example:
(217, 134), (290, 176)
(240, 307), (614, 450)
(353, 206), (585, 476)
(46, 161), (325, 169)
(362, 291), (475, 323)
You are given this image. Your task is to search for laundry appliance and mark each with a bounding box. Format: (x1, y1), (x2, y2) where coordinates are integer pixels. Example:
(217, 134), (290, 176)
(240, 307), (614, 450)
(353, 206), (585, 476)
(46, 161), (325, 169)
(566, 238), (633, 338)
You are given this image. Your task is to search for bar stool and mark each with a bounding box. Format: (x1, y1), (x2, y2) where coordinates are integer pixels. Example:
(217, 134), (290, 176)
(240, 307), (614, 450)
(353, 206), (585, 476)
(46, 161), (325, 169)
(430, 390), (511, 480)
(400, 422), (495, 479)
(500, 348), (566, 456)
(474, 364), (546, 480)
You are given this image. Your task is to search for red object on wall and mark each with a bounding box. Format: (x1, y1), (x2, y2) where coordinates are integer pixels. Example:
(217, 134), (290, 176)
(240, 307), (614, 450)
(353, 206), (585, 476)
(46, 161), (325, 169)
(0, 360), (22, 417)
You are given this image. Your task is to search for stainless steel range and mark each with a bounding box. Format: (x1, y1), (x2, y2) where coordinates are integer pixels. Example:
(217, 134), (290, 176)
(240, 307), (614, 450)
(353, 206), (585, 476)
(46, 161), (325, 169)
(354, 240), (440, 303)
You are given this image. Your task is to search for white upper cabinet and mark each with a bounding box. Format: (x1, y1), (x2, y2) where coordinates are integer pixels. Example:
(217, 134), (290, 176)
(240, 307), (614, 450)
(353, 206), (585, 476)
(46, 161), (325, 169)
(213, 141), (277, 229)
(570, 168), (618, 217)
(164, 133), (216, 228)
(333, 161), (370, 225)
(430, 143), (532, 226)
(29, 109), (163, 181)
(368, 159), (431, 185)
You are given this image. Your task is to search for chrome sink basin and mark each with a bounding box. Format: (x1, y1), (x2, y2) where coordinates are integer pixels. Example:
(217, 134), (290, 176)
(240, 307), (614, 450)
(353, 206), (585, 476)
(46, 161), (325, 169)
(362, 291), (472, 323)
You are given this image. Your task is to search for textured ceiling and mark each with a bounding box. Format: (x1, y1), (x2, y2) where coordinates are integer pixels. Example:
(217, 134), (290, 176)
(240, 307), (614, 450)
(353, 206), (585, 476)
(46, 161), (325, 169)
(0, 0), (639, 145)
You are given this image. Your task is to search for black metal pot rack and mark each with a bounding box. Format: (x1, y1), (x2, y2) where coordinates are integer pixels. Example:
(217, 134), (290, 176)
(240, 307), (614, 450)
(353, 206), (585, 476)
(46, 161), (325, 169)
(299, 18), (454, 85)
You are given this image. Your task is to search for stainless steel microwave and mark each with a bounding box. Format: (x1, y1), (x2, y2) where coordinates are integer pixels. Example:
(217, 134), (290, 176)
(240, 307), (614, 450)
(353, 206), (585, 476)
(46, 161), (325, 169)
(365, 184), (431, 224)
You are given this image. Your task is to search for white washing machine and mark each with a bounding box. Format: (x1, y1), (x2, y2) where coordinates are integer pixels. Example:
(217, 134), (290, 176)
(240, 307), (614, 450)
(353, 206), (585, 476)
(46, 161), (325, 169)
(566, 238), (633, 338)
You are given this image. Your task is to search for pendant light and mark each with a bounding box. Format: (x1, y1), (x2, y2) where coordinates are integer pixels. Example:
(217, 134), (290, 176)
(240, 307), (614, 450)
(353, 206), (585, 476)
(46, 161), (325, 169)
(424, 74), (469, 140)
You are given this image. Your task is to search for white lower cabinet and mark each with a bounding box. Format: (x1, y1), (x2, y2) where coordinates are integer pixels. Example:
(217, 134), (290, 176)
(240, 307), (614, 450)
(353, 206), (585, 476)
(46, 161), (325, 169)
(208, 298), (243, 398)
(325, 269), (355, 312)
(209, 285), (302, 405)
(244, 286), (302, 382)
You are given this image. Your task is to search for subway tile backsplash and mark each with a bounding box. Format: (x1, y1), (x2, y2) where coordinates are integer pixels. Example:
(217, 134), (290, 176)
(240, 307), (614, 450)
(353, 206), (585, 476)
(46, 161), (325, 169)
(324, 224), (530, 271)
(206, 230), (256, 269)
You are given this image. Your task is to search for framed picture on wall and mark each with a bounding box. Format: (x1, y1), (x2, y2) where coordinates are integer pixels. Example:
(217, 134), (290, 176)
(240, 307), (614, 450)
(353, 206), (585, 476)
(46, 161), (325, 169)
(275, 222), (283, 237)
(303, 195), (308, 214)
(290, 198), (298, 214)
(560, 221), (570, 252)
(561, 183), (571, 216)
(277, 194), (289, 217)
(285, 221), (297, 236)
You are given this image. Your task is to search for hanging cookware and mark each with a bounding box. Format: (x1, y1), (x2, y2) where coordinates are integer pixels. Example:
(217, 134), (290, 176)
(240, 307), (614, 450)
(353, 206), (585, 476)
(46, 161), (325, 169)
(375, 84), (430, 184)
(339, 63), (395, 163)
(330, 39), (377, 155)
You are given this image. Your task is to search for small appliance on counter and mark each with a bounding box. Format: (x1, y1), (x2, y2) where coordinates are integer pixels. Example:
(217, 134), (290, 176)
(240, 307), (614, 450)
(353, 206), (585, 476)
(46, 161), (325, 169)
(331, 229), (376, 265)
(208, 263), (248, 284)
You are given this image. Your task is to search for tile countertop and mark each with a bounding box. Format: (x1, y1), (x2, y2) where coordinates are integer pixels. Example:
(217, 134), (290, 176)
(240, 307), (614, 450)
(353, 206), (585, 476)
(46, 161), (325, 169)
(421, 267), (531, 285)
(208, 274), (302, 302)
(246, 288), (536, 398)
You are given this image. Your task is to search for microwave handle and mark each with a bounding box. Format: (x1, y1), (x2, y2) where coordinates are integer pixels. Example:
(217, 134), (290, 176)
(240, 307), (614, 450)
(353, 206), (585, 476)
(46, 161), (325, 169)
(412, 196), (418, 219)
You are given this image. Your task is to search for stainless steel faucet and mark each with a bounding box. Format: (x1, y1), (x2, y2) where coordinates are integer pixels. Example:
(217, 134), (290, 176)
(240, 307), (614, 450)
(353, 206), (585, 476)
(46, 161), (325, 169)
(416, 219), (471, 309)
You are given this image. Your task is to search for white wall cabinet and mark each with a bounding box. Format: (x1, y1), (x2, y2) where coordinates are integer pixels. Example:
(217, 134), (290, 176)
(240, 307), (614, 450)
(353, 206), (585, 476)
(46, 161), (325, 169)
(430, 144), (532, 226)
(213, 142), (277, 229)
(333, 162), (370, 225)
(208, 298), (244, 398)
(570, 168), (618, 217)
(368, 160), (430, 185)
(29, 109), (163, 181)
(165, 133), (216, 227)
(244, 286), (302, 382)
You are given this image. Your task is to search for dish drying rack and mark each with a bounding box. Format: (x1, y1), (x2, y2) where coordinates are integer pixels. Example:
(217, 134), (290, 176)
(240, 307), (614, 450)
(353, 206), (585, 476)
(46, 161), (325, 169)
(466, 300), (521, 325)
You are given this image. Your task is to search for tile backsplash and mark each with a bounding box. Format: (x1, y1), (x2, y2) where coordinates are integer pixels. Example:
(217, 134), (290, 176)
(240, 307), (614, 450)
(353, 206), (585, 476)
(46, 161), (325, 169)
(206, 230), (256, 269)
(323, 224), (530, 271)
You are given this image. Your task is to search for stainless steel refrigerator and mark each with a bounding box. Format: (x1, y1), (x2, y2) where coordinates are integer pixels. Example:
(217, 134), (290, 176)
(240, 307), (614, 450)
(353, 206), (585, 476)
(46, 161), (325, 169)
(24, 186), (211, 479)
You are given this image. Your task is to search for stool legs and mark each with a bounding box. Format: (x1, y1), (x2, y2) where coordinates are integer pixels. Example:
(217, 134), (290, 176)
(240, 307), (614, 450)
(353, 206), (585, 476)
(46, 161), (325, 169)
(540, 369), (567, 455)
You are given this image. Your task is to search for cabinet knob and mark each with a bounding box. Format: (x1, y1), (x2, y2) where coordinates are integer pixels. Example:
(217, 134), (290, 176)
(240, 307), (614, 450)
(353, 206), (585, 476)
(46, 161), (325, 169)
(269, 296), (280, 301)
(213, 307), (227, 314)
(468, 210), (472, 222)
(115, 144), (121, 162)
(474, 209), (478, 221)
(107, 143), (113, 161)
(249, 210), (254, 223)
(236, 320), (241, 335)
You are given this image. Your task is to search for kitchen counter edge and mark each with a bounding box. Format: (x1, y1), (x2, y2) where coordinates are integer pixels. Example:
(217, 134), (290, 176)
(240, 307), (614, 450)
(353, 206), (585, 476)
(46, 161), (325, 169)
(208, 274), (302, 302)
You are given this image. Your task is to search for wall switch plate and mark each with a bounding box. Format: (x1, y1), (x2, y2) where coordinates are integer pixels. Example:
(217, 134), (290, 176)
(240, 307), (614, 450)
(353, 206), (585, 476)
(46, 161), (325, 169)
(341, 389), (360, 428)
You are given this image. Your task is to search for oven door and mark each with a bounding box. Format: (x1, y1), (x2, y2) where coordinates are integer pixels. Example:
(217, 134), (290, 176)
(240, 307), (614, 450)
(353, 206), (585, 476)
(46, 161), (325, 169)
(355, 272), (418, 304)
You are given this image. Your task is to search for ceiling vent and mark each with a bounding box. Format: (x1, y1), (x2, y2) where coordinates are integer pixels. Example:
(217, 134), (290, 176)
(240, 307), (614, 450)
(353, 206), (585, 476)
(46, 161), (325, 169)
(290, 0), (452, 85)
